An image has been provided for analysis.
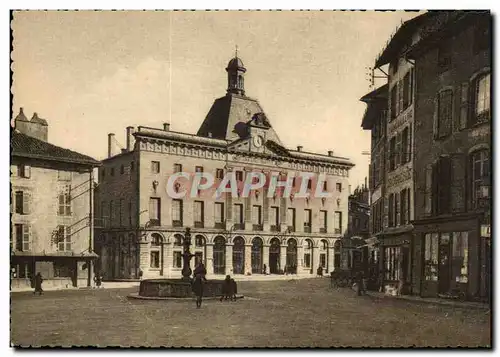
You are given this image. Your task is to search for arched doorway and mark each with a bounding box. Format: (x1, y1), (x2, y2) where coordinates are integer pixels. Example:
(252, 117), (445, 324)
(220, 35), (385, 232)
(194, 235), (207, 268)
(320, 239), (328, 273)
(269, 238), (280, 274)
(150, 233), (164, 276)
(213, 236), (226, 275)
(334, 240), (341, 270)
(251, 237), (263, 274)
(287, 238), (298, 274)
(233, 237), (245, 274)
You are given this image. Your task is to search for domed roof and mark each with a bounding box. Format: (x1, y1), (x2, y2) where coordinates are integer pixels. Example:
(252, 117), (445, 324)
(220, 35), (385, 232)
(226, 56), (246, 71)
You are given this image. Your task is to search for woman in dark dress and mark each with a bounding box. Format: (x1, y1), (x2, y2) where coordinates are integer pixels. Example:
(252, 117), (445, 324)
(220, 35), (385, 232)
(33, 273), (43, 295)
(192, 274), (204, 308)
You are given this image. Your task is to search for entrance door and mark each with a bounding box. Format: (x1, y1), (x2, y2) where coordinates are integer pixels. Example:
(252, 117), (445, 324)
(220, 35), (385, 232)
(438, 233), (451, 294)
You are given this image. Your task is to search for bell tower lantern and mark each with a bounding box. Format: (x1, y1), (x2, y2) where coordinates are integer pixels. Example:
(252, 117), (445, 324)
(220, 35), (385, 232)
(226, 47), (246, 96)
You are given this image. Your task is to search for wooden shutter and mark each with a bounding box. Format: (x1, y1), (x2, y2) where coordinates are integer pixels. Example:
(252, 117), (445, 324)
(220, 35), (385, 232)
(395, 133), (401, 167)
(424, 164), (433, 215)
(450, 154), (466, 212)
(459, 82), (469, 130)
(433, 96), (439, 139)
(23, 192), (31, 214)
(23, 225), (31, 251)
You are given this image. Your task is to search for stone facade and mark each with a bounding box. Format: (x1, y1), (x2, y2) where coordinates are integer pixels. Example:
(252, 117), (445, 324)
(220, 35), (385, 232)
(11, 110), (100, 289)
(95, 56), (354, 280)
(409, 12), (491, 301)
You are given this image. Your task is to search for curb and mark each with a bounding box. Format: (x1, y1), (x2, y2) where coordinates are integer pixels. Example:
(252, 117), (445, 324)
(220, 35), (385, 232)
(365, 292), (490, 310)
(127, 293), (245, 301)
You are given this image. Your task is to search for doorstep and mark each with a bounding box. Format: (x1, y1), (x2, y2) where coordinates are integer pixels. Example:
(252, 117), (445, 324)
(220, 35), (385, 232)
(365, 291), (490, 310)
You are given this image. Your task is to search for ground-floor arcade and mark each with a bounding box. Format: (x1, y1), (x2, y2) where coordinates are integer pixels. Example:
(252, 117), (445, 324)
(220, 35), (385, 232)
(95, 230), (342, 280)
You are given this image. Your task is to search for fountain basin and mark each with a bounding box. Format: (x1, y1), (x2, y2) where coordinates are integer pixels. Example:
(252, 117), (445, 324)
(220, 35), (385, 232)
(137, 278), (231, 298)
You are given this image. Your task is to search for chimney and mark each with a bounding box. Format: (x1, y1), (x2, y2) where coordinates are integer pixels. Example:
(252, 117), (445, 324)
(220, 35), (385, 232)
(365, 176), (368, 189)
(126, 126), (134, 151)
(108, 133), (115, 158)
(297, 146), (303, 152)
(328, 150), (333, 157)
(163, 123), (170, 131)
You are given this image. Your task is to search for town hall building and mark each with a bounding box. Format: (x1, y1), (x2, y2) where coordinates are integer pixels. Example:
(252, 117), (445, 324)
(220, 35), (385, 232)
(95, 55), (354, 280)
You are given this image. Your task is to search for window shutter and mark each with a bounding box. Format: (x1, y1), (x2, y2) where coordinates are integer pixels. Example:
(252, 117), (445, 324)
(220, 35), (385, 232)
(433, 97), (439, 139)
(23, 225), (31, 251)
(459, 82), (469, 130)
(408, 124), (412, 163)
(395, 192), (400, 226)
(424, 164), (433, 215)
(25, 165), (31, 178)
(396, 133), (401, 167)
(450, 154), (466, 212)
(23, 192), (31, 214)
(438, 156), (452, 214)
(407, 187), (411, 223)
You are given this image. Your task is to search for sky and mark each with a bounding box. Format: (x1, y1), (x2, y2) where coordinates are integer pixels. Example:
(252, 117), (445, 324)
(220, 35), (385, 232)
(11, 10), (422, 190)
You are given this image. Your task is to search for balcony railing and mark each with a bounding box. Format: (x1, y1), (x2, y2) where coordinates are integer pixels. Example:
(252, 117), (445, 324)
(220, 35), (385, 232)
(214, 222), (225, 229)
(319, 227), (327, 233)
(335, 228), (341, 234)
(304, 225), (311, 233)
(252, 224), (263, 231)
(270, 225), (281, 232)
(194, 221), (204, 228)
(234, 223), (245, 230)
(288, 225), (295, 233)
(149, 219), (161, 227)
(172, 220), (183, 227)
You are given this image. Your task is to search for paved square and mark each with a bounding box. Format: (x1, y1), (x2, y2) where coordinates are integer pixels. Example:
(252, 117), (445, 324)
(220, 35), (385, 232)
(11, 278), (491, 348)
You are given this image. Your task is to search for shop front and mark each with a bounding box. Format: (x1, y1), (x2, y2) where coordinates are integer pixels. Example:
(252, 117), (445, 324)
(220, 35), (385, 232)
(379, 231), (413, 295)
(413, 214), (481, 301)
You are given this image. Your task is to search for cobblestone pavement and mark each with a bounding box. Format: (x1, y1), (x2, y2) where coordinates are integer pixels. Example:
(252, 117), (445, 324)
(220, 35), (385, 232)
(10, 278), (491, 348)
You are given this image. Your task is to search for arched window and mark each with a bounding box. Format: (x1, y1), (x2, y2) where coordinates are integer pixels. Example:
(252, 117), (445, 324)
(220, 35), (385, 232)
(303, 239), (313, 270)
(286, 238), (298, 274)
(150, 233), (163, 270)
(251, 237), (263, 274)
(194, 235), (206, 267)
(269, 238), (281, 274)
(213, 236), (226, 275)
(232, 237), (245, 274)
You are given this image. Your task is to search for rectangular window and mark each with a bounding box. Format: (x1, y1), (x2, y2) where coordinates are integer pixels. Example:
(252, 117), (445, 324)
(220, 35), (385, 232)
(320, 253), (326, 268)
(403, 72), (410, 109)
(235, 171), (243, 182)
(234, 204), (244, 224)
(15, 224), (31, 251)
(389, 137), (396, 170)
(195, 166), (203, 173)
(388, 194), (394, 227)
(119, 198), (124, 226)
(320, 210), (327, 233)
(151, 161), (160, 174)
(390, 85), (397, 120)
(307, 180), (312, 190)
(287, 208), (296, 231)
(252, 205), (262, 225)
(15, 191), (25, 214)
(474, 73), (491, 124)
(149, 198), (161, 226)
(110, 167), (115, 176)
(57, 225), (72, 251)
(424, 233), (439, 281)
(174, 164), (182, 173)
(173, 251), (182, 268)
(400, 189), (407, 225)
(53, 261), (72, 278)
(437, 90), (453, 138)
(214, 202), (224, 224)
(384, 247), (401, 281)
(395, 132), (401, 167)
(58, 192), (71, 216)
(395, 192), (400, 226)
(471, 150), (490, 209)
(57, 170), (71, 181)
(216, 168), (224, 180)
(438, 41), (451, 73)
(270, 206), (279, 229)
(172, 199), (183, 227)
(304, 209), (312, 232)
(109, 200), (114, 226)
(401, 127), (409, 164)
(150, 251), (160, 268)
(336, 183), (342, 192)
(194, 201), (204, 228)
(398, 80), (404, 115)
(18, 164), (31, 178)
(334, 211), (342, 234)
(437, 156), (452, 214)
(120, 165), (125, 175)
(304, 253), (311, 268)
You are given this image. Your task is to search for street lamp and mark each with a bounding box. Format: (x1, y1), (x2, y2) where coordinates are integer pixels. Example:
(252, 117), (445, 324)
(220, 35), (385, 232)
(181, 227), (195, 281)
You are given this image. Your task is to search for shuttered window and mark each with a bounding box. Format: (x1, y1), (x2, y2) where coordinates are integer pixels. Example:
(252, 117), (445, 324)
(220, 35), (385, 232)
(437, 90), (453, 138)
(450, 154), (466, 212)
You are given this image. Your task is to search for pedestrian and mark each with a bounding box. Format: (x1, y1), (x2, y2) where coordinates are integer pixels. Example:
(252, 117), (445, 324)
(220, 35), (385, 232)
(262, 264), (267, 275)
(93, 271), (102, 289)
(193, 262), (207, 281)
(220, 275), (237, 301)
(316, 265), (323, 277)
(138, 269), (143, 280)
(192, 273), (204, 308)
(33, 272), (43, 296)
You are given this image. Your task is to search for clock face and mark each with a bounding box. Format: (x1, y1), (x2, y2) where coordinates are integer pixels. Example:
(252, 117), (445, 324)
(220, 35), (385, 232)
(253, 135), (264, 148)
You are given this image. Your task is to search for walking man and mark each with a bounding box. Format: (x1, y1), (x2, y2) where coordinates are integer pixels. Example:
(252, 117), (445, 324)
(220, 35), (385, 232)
(33, 272), (43, 296)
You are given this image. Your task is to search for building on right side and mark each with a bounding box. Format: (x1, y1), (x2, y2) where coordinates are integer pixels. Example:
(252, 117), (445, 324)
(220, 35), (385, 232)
(407, 11), (491, 301)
